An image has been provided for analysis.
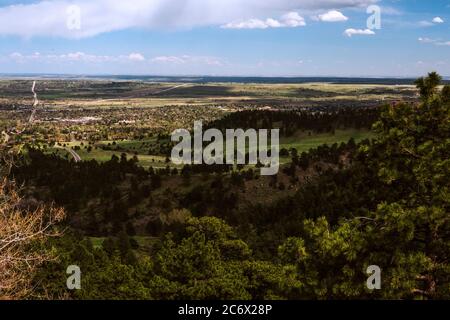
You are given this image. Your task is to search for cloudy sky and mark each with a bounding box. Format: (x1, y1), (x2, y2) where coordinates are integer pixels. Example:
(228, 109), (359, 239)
(0, 0), (449, 77)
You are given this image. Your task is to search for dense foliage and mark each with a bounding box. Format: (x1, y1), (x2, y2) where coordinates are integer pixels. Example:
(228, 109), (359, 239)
(10, 73), (450, 299)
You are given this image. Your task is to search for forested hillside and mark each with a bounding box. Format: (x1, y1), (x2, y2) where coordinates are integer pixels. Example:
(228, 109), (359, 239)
(1, 73), (449, 300)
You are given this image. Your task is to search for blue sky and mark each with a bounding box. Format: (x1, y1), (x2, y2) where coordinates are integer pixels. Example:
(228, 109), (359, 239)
(0, 0), (449, 77)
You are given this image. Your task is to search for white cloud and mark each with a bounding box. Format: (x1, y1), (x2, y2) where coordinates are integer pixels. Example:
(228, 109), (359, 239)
(419, 17), (445, 27)
(222, 19), (274, 29)
(8, 51), (148, 63)
(7, 51), (225, 67)
(151, 56), (187, 64)
(281, 12), (306, 27)
(418, 37), (435, 44)
(265, 19), (283, 28)
(432, 17), (444, 24)
(318, 10), (348, 22)
(344, 28), (375, 37)
(150, 55), (223, 66)
(222, 12), (305, 29)
(0, 0), (378, 38)
(128, 53), (145, 61)
(419, 20), (434, 27)
(10, 52), (24, 59)
(418, 37), (450, 46)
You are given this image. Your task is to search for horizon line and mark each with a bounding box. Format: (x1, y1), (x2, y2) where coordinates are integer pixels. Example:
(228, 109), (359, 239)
(1, 72), (449, 80)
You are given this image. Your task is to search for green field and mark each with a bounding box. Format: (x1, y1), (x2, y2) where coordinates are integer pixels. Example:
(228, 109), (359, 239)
(46, 129), (375, 167)
(279, 129), (374, 153)
(49, 145), (174, 168)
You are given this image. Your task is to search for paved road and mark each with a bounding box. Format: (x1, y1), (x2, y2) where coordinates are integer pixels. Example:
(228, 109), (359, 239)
(153, 83), (190, 95)
(32, 81), (38, 106)
(64, 147), (82, 162)
(28, 81), (38, 123)
(2, 81), (39, 145)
